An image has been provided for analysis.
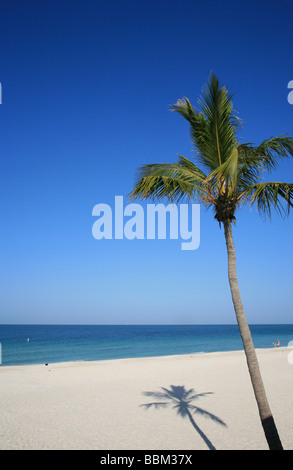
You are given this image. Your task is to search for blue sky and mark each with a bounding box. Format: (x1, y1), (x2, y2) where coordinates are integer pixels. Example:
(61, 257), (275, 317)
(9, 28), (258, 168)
(0, 0), (293, 324)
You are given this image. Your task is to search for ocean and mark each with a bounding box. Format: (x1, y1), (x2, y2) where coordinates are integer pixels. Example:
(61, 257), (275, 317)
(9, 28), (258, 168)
(0, 324), (293, 367)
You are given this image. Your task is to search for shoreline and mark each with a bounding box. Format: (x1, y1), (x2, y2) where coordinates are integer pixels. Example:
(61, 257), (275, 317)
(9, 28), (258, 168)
(0, 345), (288, 370)
(1, 347), (292, 450)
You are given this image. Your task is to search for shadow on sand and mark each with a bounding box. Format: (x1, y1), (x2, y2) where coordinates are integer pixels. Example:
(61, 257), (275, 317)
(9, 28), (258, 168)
(141, 385), (227, 450)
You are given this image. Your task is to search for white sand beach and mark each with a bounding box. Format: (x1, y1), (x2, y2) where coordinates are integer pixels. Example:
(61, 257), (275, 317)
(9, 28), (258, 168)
(1, 347), (293, 450)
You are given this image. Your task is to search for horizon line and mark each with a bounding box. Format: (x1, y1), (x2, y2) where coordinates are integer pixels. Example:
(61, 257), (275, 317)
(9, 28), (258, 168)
(1, 322), (292, 326)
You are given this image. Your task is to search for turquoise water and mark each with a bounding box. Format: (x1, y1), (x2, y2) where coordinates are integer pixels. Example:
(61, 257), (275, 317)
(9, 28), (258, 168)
(0, 324), (292, 366)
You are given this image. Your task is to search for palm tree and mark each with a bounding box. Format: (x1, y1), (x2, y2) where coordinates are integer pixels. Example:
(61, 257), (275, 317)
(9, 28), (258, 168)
(129, 73), (293, 450)
(142, 385), (226, 450)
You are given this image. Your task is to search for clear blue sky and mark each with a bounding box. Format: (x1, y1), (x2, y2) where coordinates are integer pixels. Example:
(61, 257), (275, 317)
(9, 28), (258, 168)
(1, 0), (292, 324)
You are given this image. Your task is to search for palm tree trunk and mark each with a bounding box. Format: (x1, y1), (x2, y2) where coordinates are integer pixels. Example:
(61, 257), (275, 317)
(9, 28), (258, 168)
(223, 220), (283, 450)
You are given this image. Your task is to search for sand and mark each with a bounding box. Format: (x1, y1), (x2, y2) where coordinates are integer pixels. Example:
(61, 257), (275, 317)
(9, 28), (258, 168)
(1, 347), (293, 450)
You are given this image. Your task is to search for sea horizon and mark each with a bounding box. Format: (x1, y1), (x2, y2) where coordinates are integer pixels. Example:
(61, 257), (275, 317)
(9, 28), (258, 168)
(1, 323), (293, 367)
(1, 322), (293, 326)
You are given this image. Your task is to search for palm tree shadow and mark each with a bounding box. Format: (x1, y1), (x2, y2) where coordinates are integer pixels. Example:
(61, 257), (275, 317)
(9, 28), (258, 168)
(141, 385), (227, 450)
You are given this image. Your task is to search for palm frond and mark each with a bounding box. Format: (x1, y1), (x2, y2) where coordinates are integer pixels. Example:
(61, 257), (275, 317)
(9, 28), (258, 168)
(238, 136), (293, 178)
(244, 182), (293, 218)
(197, 74), (240, 166)
(177, 155), (207, 180)
(129, 73), (293, 223)
(171, 98), (215, 171)
(256, 135), (293, 168)
(171, 73), (240, 172)
(235, 143), (264, 191)
(129, 159), (214, 205)
(204, 148), (239, 195)
(208, 136), (293, 203)
(199, 74), (240, 166)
